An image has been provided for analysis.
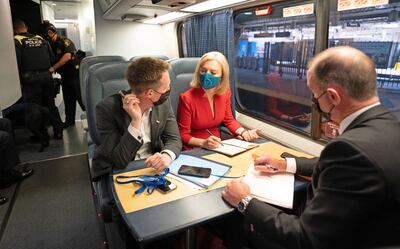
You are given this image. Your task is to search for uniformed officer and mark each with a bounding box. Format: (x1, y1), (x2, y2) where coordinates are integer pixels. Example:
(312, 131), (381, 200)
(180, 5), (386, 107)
(13, 19), (64, 151)
(41, 21), (85, 128)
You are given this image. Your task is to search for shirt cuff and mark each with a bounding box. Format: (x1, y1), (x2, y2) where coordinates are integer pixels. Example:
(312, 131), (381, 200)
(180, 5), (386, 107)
(286, 158), (297, 173)
(161, 149), (176, 161)
(127, 124), (143, 142)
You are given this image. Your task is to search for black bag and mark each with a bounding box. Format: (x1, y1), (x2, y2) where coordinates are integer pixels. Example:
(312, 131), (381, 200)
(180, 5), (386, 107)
(53, 78), (61, 97)
(72, 50), (86, 70)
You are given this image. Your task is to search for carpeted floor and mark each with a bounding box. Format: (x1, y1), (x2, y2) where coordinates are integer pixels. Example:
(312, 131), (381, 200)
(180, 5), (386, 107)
(15, 121), (87, 163)
(0, 154), (102, 249)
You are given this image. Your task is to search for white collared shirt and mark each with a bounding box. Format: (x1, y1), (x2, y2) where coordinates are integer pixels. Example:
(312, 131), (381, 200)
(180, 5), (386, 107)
(127, 108), (176, 161)
(286, 102), (380, 173)
(338, 102), (381, 135)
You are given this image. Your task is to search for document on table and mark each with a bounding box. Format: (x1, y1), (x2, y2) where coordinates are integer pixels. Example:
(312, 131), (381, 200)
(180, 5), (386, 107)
(243, 164), (294, 209)
(208, 138), (259, 157)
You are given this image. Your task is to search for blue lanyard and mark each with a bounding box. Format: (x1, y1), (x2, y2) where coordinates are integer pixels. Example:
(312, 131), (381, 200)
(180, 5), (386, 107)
(115, 168), (169, 195)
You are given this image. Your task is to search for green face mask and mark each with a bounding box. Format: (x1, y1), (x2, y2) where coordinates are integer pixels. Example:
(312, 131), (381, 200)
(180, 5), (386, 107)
(200, 73), (221, 89)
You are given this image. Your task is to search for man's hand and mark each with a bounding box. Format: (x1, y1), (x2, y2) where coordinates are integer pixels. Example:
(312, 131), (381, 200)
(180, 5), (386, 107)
(254, 155), (287, 174)
(145, 152), (171, 173)
(48, 66), (55, 73)
(202, 135), (222, 149)
(122, 93), (142, 129)
(221, 178), (251, 207)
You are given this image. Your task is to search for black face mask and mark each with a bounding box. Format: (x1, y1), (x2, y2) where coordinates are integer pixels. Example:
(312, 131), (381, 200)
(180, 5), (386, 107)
(43, 32), (55, 43)
(312, 91), (335, 121)
(152, 89), (170, 106)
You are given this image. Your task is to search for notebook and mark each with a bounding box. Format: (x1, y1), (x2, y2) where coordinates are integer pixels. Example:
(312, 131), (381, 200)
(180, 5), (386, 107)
(208, 138), (259, 157)
(168, 154), (231, 189)
(243, 164), (294, 209)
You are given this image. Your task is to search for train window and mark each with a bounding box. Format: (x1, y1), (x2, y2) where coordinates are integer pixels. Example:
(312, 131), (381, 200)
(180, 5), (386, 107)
(328, 0), (400, 122)
(233, 2), (315, 136)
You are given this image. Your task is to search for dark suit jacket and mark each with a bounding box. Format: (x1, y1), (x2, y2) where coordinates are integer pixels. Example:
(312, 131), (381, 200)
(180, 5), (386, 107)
(244, 105), (400, 249)
(91, 94), (182, 181)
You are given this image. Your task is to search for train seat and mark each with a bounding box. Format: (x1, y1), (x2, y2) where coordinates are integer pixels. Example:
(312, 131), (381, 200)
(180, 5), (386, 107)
(129, 55), (169, 61)
(86, 62), (130, 146)
(167, 57), (200, 116)
(80, 56), (125, 109)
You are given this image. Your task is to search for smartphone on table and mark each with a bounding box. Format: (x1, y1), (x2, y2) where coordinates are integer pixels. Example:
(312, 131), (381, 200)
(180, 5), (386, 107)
(178, 165), (212, 178)
(157, 179), (177, 193)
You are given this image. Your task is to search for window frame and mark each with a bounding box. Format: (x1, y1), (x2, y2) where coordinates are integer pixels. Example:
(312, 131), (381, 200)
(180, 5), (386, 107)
(232, 0), (326, 141)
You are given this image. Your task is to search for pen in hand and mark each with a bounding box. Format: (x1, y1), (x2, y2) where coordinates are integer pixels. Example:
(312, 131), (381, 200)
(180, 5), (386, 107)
(205, 129), (224, 147)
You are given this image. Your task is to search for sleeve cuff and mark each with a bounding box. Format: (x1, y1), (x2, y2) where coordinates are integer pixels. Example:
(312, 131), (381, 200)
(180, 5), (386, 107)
(128, 124), (143, 142)
(161, 149), (176, 161)
(286, 157), (297, 173)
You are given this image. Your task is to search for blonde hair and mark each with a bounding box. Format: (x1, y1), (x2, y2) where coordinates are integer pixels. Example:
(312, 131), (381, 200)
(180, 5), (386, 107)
(191, 51), (230, 94)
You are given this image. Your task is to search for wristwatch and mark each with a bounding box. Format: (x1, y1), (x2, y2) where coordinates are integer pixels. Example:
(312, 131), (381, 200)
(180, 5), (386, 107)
(237, 196), (253, 213)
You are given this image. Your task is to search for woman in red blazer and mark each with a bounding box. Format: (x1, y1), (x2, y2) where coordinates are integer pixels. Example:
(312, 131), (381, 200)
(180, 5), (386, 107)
(177, 51), (259, 150)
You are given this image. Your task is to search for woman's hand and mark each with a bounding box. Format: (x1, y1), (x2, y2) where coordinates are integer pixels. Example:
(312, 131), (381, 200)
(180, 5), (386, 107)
(202, 135), (222, 149)
(241, 129), (260, 141)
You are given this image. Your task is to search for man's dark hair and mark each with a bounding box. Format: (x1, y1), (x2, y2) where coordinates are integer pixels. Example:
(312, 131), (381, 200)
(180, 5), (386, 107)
(126, 57), (170, 94)
(13, 19), (27, 30)
(41, 20), (57, 34)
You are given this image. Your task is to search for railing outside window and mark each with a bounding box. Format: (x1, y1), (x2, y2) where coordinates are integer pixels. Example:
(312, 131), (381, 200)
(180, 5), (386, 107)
(233, 1), (315, 136)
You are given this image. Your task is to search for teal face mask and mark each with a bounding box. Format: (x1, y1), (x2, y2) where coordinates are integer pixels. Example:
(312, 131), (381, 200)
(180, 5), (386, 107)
(199, 72), (221, 90)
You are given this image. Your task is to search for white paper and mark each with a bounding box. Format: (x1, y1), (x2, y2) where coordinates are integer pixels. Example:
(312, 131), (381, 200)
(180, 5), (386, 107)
(243, 164), (294, 209)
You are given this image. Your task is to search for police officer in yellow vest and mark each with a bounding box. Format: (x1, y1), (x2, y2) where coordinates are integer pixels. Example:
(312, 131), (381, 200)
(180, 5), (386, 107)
(41, 21), (85, 128)
(13, 19), (64, 151)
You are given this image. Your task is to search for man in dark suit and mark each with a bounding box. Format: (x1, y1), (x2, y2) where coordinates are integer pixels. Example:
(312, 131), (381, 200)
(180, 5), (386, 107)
(92, 57), (182, 180)
(91, 58), (182, 226)
(222, 46), (400, 249)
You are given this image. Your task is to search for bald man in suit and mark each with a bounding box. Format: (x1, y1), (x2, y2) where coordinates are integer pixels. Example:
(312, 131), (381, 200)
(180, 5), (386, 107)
(222, 47), (400, 249)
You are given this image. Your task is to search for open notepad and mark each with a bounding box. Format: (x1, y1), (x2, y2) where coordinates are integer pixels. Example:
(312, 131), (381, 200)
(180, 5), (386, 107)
(168, 154), (231, 189)
(208, 138), (259, 157)
(244, 165), (294, 209)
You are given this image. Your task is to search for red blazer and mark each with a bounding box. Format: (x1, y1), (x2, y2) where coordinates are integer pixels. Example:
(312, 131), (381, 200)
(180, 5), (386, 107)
(177, 87), (241, 150)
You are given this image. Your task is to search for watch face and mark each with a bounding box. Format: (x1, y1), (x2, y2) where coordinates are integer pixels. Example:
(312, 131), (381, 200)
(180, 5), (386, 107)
(238, 201), (245, 212)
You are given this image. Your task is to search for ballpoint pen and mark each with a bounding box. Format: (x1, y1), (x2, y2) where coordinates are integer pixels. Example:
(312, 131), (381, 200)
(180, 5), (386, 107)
(205, 129), (224, 146)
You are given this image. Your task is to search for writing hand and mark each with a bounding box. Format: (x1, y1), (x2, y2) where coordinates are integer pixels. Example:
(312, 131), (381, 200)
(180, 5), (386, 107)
(202, 135), (222, 149)
(254, 155), (287, 174)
